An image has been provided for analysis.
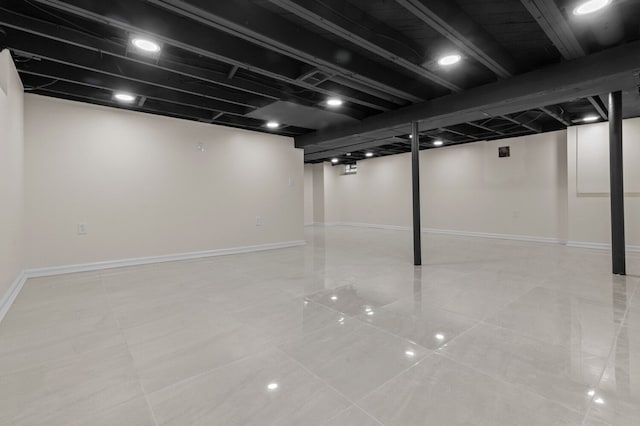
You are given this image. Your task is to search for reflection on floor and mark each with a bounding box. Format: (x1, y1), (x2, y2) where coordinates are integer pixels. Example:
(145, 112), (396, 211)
(1, 226), (639, 425)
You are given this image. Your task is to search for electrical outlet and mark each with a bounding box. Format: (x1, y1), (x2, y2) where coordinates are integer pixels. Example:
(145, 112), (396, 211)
(256, 216), (263, 226)
(77, 222), (88, 235)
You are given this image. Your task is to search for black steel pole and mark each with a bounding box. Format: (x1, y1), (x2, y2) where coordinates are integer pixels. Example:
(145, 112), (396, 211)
(411, 122), (422, 266)
(609, 91), (626, 275)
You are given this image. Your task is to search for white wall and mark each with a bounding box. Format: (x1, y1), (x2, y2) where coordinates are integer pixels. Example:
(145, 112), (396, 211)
(568, 118), (640, 246)
(0, 50), (25, 300)
(304, 164), (314, 225)
(322, 131), (568, 241)
(24, 94), (304, 269)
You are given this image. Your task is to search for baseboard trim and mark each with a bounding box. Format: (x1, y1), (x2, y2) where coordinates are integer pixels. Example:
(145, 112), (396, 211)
(25, 240), (307, 278)
(324, 222), (411, 232)
(566, 241), (640, 252)
(320, 222), (564, 244)
(423, 228), (564, 245)
(0, 240), (306, 324)
(0, 271), (27, 323)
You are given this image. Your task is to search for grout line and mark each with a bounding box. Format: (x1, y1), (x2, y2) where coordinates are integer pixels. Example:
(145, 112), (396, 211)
(274, 347), (386, 426)
(579, 280), (637, 426)
(99, 272), (159, 426)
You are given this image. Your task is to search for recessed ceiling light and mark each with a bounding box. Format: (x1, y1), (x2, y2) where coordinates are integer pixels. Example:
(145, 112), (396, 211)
(438, 54), (462, 66)
(331, 158), (339, 163)
(365, 152), (374, 157)
(346, 152), (351, 156)
(330, 295), (338, 301)
(327, 98), (343, 107)
(405, 350), (415, 357)
(131, 38), (161, 53)
(114, 92), (135, 103)
(433, 140), (444, 146)
(267, 383), (279, 391)
(266, 121), (280, 129)
(435, 333), (445, 340)
(583, 115), (600, 122)
(573, 0), (611, 15)
(594, 397), (605, 405)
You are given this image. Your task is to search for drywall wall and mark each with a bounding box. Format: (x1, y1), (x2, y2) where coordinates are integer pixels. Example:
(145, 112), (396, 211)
(24, 94), (304, 269)
(322, 130), (569, 241)
(304, 164), (314, 225)
(568, 118), (640, 246)
(0, 50), (25, 303)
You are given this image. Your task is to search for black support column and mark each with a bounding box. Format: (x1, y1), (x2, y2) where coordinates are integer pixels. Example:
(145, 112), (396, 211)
(411, 121), (422, 266)
(609, 91), (626, 275)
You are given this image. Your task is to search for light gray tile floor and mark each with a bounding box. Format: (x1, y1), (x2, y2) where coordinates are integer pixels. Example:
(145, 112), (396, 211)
(1, 226), (639, 425)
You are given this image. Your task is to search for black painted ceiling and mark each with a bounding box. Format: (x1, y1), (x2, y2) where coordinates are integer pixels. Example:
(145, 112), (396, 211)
(1, 0), (639, 163)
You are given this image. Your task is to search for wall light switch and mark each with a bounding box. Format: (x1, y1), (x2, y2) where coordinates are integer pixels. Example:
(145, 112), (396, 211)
(77, 222), (88, 235)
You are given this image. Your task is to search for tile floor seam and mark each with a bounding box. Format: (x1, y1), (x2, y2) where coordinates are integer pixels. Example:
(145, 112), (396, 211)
(99, 273), (160, 426)
(579, 281), (637, 426)
(321, 404), (385, 426)
(141, 343), (280, 399)
(436, 349), (590, 418)
(303, 299), (440, 354)
(274, 347), (386, 426)
(474, 318), (610, 362)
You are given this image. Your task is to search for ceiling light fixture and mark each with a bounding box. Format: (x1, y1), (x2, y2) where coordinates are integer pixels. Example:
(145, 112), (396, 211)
(365, 152), (374, 157)
(114, 92), (135, 103)
(267, 383), (279, 391)
(327, 98), (343, 107)
(573, 0), (612, 15)
(331, 158), (339, 163)
(131, 38), (161, 53)
(266, 121), (280, 129)
(583, 115), (600, 122)
(438, 54), (462, 66)
(433, 140), (444, 146)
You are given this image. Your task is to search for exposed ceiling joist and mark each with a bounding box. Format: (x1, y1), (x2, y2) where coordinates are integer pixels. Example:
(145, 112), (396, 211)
(28, 0), (395, 111)
(295, 41), (640, 150)
(18, 60), (252, 116)
(7, 32), (270, 110)
(395, 0), (517, 78)
(146, 0), (427, 102)
(439, 127), (480, 140)
(540, 106), (571, 126)
(467, 121), (505, 136)
(268, 0), (462, 92)
(502, 114), (543, 133)
(520, 0), (608, 119)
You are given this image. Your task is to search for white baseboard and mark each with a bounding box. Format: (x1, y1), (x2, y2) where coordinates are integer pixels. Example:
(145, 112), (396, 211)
(566, 241), (640, 252)
(423, 228), (564, 245)
(321, 222), (563, 244)
(0, 240), (305, 324)
(325, 222), (411, 232)
(0, 271), (27, 324)
(25, 240), (306, 278)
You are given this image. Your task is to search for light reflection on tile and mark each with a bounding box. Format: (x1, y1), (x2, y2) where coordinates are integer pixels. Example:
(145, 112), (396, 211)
(2, 226), (640, 424)
(148, 348), (349, 426)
